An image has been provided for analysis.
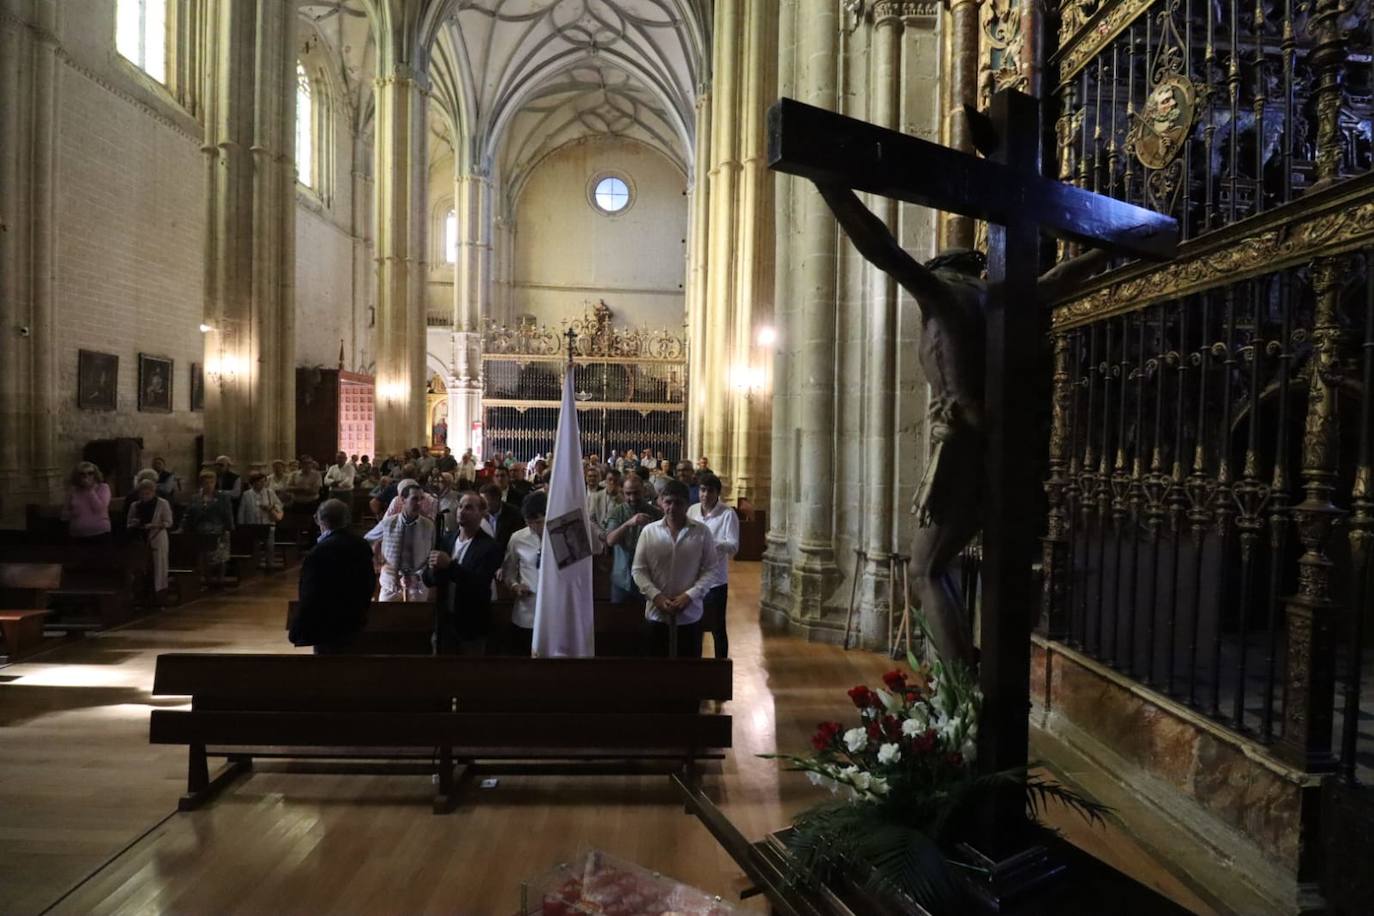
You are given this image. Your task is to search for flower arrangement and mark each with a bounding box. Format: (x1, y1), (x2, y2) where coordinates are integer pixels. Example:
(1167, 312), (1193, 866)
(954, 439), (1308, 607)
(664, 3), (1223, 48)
(764, 648), (1108, 912)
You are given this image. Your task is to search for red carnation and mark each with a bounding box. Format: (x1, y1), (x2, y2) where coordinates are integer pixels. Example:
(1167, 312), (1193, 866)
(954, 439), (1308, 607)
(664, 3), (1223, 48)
(866, 721), (882, 740)
(882, 670), (907, 691)
(811, 720), (842, 750)
(847, 685), (869, 708)
(881, 715), (901, 738)
(905, 691), (919, 704)
(913, 729), (937, 755)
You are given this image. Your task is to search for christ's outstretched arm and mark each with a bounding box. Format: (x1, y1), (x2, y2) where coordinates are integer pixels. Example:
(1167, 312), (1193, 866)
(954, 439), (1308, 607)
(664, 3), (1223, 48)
(815, 184), (958, 318)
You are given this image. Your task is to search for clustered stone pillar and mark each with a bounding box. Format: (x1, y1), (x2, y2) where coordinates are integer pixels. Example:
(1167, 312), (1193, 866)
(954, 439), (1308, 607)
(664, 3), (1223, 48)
(941, 0), (979, 250)
(685, 89), (712, 457)
(200, 0), (298, 466)
(448, 171), (491, 458)
(728, 0), (777, 503)
(0, 0), (61, 514)
(857, 3), (906, 647)
(789, 0), (841, 620)
(687, 0), (775, 501)
(762, 0), (798, 598)
(700, 0), (741, 481)
(372, 60), (429, 453)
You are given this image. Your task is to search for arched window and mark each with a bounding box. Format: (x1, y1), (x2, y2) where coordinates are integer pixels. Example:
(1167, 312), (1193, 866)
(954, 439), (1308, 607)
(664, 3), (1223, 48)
(296, 62), (314, 188)
(115, 0), (167, 83)
(445, 210), (458, 264)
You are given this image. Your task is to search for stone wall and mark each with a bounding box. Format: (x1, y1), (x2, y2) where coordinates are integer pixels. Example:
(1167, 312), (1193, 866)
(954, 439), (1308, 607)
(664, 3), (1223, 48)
(51, 8), (206, 485)
(510, 137), (688, 330)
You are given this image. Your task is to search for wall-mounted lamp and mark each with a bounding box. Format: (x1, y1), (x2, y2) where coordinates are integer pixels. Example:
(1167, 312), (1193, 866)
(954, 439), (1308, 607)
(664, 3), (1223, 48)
(199, 322), (215, 334)
(756, 325), (777, 348)
(729, 364), (766, 399)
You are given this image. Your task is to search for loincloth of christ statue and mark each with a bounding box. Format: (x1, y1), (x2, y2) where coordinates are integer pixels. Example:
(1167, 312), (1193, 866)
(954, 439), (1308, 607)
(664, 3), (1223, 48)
(818, 184), (1122, 667)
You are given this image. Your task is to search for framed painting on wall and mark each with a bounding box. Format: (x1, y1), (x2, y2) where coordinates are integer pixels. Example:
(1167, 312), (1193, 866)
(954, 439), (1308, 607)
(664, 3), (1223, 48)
(138, 353), (174, 413)
(190, 362), (204, 411)
(77, 349), (118, 411)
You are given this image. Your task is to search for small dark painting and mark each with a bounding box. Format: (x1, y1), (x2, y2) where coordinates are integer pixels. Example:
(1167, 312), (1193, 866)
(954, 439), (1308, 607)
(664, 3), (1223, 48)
(77, 350), (118, 411)
(138, 353), (174, 413)
(190, 362), (204, 411)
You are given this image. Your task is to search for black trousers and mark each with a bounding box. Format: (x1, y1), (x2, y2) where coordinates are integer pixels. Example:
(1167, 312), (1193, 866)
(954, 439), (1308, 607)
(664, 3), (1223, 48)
(644, 618), (703, 658)
(507, 624), (533, 657)
(703, 584), (729, 659)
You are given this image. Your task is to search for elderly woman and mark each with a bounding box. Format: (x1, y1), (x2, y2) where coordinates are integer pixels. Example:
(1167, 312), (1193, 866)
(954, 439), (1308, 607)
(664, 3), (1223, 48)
(238, 471), (285, 569)
(182, 469), (235, 587)
(64, 461), (112, 543)
(127, 478), (173, 600)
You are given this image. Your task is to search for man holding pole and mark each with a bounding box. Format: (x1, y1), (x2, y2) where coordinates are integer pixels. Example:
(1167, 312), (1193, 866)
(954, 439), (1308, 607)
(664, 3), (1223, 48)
(631, 479), (717, 658)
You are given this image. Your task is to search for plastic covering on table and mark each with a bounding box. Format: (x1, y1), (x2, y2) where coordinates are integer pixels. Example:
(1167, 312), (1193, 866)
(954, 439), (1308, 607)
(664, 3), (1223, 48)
(523, 848), (738, 916)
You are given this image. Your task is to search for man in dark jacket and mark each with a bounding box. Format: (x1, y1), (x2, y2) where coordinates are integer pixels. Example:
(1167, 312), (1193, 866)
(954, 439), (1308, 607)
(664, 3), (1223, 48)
(289, 499), (376, 653)
(480, 482), (525, 550)
(424, 491), (504, 655)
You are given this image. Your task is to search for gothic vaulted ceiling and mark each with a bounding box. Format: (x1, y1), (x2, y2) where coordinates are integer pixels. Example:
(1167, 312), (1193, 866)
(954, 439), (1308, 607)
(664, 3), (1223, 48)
(431, 0), (709, 198)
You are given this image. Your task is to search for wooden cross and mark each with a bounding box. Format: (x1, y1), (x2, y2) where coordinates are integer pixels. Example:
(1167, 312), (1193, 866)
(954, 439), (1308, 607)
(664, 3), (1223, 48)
(768, 90), (1178, 776)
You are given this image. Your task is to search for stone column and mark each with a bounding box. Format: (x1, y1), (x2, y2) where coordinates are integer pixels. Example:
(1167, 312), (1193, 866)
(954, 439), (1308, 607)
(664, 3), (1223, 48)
(703, 0), (742, 483)
(372, 62), (429, 452)
(762, 0), (797, 600)
(448, 171), (490, 460)
(728, 0), (776, 505)
(0, 0), (61, 516)
(685, 90), (712, 459)
(857, 3), (905, 649)
(941, 0), (979, 250)
(790, 0), (840, 624)
(201, 0), (297, 466)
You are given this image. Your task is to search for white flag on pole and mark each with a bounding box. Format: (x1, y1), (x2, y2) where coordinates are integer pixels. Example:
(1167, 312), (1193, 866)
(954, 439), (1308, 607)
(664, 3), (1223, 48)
(532, 361), (596, 657)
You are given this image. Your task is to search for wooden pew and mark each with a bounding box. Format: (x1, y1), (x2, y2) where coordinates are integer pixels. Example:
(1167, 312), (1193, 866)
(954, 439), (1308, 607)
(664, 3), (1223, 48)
(284, 600), (436, 655)
(0, 609), (52, 661)
(0, 544), (145, 628)
(0, 562), (62, 609)
(148, 653), (733, 812)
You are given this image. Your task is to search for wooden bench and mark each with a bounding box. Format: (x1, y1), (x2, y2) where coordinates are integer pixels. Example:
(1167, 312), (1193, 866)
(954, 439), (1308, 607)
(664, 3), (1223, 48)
(285, 600), (436, 654)
(149, 653), (732, 813)
(0, 546), (144, 627)
(0, 562), (63, 609)
(0, 609), (52, 661)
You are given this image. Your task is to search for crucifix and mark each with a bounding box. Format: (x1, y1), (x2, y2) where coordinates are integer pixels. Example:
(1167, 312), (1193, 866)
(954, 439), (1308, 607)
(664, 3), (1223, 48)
(768, 90), (1178, 776)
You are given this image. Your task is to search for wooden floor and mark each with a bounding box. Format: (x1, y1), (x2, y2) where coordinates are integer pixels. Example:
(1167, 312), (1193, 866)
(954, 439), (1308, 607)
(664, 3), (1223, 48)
(0, 562), (1218, 915)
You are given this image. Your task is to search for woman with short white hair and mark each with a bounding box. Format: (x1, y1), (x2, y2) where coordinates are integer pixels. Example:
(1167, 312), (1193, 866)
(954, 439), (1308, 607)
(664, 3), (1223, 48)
(127, 478), (173, 599)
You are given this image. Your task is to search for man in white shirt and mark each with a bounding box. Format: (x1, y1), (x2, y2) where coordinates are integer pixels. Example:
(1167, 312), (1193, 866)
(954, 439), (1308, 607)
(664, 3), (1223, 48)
(686, 472), (739, 659)
(324, 451), (356, 493)
(365, 484), (435, 601)
(499, 491), (546, 656)
(631, 479), (718, 658)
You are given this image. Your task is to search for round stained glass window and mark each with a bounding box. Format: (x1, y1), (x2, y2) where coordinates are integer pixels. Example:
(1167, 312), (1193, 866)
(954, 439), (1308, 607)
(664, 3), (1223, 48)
(592, 175), (631, 214)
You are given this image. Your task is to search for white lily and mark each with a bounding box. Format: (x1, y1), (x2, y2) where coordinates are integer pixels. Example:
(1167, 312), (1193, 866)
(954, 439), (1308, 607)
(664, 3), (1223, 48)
(843, 727), (868, 754)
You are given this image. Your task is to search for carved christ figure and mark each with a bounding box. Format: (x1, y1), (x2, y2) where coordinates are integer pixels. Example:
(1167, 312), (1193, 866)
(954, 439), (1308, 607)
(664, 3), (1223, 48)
(816, 184), (1121, 666)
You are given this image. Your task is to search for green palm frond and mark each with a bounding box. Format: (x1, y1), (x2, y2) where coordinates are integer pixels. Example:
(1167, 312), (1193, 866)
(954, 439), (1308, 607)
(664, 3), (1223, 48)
(785, 801), (972, 912)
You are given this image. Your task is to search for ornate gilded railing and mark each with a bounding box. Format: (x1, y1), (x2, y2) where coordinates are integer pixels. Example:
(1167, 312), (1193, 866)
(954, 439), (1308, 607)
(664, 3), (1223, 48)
(479, 307), (688, 460)
(1042, 0), (1374, 788)
(1052, 0), (1374, 242)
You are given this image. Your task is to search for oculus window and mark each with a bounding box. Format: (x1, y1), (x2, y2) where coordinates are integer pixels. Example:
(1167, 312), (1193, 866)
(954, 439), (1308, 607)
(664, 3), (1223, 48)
(591, 175), (632, 214)
(296, 62), (314, 188)
(115, 0), (167, 83)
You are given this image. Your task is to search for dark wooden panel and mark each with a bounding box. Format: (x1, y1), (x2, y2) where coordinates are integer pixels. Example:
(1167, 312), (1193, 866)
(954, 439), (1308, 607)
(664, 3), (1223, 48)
(151, 654), (733, 702)
(150, 710), (732, 750)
